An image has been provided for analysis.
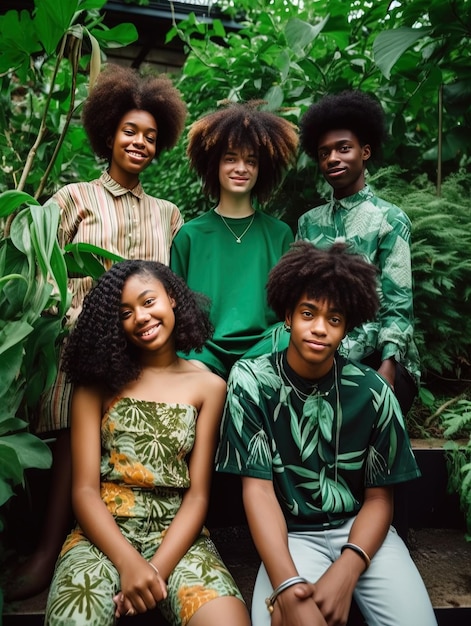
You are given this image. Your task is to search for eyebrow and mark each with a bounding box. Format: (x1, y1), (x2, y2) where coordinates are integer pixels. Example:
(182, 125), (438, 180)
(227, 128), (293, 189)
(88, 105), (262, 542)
(224, 150), (257, 158)
(120, 289), (156, 308)
(318, 138), (353, 151)
(299, 301), (344, 315)
(122, 122), (157, 134)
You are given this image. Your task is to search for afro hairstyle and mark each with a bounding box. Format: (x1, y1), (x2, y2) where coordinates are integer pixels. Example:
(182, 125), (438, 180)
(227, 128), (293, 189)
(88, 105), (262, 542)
(300, 90), (387, 164)
(187, 101), (298, 203)
(267, 240), (379, 332)
(82, 63), (186, 161)
(62, 260), (212, 393)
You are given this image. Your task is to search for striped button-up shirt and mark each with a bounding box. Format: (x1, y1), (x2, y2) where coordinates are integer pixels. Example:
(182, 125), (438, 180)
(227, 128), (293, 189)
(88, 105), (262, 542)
(50, 171), (183, 325)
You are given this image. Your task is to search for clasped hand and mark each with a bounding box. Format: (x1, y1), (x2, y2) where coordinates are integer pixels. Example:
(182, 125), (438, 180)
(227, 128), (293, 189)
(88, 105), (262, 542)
(113, 558), (167, 618)
(270, 582), (328, 626)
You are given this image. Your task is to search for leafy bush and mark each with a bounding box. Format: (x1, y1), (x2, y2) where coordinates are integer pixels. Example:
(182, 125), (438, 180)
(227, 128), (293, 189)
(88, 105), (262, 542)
(442, 399), (471, 540)
(367, 168), (471, 381)
(0, 192), (68, 529)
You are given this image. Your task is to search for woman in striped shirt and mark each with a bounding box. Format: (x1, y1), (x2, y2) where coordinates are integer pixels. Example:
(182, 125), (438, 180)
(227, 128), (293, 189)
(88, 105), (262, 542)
(6, 63), (187, 602)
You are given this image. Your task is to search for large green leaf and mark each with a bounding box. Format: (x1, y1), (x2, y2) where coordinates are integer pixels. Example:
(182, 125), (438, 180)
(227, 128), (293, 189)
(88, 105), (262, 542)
(0, 344), (24, 398)
(0, 433), (52, 471)
(373, 26), (432, 79)
(284, 16), (330, 52)
(0, 320), (34, 356)
(64, 242), (124, 279)
(0, 190), (40, 218)
(0, 418), (29, 437)
(0, 447), (21, 505)
(0, 10), (42, 77)
(34, 0), (80, 54)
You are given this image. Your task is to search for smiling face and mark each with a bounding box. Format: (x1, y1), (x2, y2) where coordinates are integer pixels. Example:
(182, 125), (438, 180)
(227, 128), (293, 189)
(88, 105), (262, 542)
(317, 129), (371, 199)
(218, 146), (259, 199)
(119, 272), (176, 359)
(285, 294), (347, 379)
(108, 109), (158, 188)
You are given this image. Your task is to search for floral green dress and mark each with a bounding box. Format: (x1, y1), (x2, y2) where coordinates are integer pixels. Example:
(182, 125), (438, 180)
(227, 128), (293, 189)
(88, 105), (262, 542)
(45, 398), (243, 626)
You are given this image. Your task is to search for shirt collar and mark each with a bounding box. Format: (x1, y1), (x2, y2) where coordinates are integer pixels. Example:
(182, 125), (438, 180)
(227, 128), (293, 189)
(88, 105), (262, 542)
(100, 171), (145, 200)
(332, 184), (373, 212)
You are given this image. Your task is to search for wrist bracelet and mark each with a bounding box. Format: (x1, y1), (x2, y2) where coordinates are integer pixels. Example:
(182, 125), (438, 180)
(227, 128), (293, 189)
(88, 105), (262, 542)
(340, 543), (371, 571)
(148, 561), (160, 577)
(265, 576), (309, 614)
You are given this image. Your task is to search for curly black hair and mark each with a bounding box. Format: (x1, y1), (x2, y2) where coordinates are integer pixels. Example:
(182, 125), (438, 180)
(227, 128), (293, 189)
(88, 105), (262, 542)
(267, 241), (379, 332)
(82, 64), (187, 161)
(187, 101), (298, 203)
(299, 90), (387, 164)
(62, 260), (213, 392)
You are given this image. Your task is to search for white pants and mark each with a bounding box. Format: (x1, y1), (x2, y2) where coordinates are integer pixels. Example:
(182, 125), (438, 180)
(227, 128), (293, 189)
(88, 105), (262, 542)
(251, 519), (437, 626)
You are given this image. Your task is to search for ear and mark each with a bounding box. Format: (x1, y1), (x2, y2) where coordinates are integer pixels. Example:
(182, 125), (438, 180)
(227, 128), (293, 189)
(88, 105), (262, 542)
(285, 311), (292, 327)
(106, 136), (114, 149)
(361, 143), (371, 163)
(169, 296), (176, 309)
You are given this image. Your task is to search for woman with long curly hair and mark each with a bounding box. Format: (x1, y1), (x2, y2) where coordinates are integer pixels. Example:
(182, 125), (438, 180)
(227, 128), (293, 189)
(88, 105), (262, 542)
(45, 260), (250, 626)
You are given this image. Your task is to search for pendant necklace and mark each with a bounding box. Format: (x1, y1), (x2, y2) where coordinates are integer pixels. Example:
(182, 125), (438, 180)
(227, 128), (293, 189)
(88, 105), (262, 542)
(277, 353), (337, 403)
(216, 209), (255, 244)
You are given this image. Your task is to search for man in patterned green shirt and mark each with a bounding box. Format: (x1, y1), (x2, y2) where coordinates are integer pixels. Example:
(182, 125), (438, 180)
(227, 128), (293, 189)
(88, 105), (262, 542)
(297, 90), (419, 417)
(216, 242), (436, 626)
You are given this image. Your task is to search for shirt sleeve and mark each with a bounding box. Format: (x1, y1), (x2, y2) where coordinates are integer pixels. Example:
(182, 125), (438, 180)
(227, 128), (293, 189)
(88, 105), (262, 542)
(376, 204), (415, 362)
(216, 360), (273, 480)
(365, 381), (420, 487)
(169, 226), (189, 280)
(170, 205), (184, 238)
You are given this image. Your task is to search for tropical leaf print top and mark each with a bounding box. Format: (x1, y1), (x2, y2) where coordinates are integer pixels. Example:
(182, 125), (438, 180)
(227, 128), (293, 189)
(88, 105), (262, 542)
(216, 351), (420, 532)
(101, 398), (197, 495)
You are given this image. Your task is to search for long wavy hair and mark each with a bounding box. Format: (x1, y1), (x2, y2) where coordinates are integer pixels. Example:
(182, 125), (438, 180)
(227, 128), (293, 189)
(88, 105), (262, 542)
(62, 260), (212, 392)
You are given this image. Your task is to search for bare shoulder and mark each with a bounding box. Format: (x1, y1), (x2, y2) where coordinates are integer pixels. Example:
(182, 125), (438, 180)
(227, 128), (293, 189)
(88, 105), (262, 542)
(188, 363), (226, 393)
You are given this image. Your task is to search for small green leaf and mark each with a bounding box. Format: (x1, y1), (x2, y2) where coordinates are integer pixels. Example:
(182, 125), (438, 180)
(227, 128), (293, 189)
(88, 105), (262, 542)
(92, 23), (138, 48)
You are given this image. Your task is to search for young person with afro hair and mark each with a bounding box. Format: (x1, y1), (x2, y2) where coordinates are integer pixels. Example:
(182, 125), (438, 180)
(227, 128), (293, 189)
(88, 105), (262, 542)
(297, 90), (420, 419)
(216, 241), (436, 626)
(6, 64), (187, 601)
(170, 101), (298, 379)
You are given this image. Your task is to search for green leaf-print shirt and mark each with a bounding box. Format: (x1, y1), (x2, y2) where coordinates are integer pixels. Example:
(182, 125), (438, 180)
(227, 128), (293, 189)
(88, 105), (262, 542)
(216, 352), (420, 532)
(297, 185), (420, 384)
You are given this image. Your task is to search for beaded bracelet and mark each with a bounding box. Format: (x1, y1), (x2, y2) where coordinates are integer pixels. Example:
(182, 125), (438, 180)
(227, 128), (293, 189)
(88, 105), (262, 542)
(265, 576), (309, 614)
(340, 542), (371, 571)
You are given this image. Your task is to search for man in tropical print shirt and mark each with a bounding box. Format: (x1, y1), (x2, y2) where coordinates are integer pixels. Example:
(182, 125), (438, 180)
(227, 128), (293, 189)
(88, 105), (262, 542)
(216, 242), (436, 626)
(297, 90), (419, 417)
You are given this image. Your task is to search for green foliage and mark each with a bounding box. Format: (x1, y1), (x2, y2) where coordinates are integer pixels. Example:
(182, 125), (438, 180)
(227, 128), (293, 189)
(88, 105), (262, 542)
(442, 398), (471, 540)
(0, 189), (121, 534)
(0, 0), (136, 541)
(0, 192), (67, 527)
(367, 168), (471, 379)
(0, 0), (138, 199)
(161, 0), (470, 193)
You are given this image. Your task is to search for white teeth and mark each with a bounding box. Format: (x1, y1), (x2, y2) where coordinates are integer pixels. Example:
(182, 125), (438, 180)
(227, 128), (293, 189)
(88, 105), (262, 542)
(141, 327), (156, 337)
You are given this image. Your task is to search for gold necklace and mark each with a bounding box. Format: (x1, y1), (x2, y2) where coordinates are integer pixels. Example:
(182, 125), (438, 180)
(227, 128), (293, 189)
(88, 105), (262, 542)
(216, 210), (255, 244)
